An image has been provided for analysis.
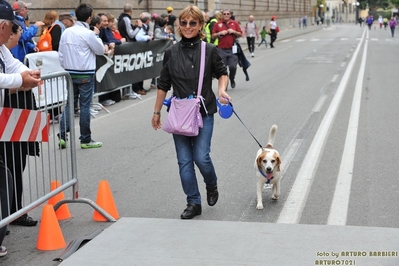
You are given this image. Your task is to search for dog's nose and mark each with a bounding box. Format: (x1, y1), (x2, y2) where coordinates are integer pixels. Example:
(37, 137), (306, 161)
(266, 167), (272, 172)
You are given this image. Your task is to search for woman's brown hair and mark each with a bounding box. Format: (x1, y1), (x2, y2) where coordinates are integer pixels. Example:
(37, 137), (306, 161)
(40, 10), (58, 35)
(177, 5), (206, 39)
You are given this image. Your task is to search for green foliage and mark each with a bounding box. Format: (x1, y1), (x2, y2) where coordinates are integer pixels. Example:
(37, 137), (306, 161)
(367, 0), (393, 10)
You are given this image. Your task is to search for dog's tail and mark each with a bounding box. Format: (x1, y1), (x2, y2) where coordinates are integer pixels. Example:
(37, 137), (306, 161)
(266, 125), (277, 149)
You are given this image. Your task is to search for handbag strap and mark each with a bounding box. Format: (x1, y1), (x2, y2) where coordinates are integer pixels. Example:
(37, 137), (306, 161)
(197, 41), (206, 96)
(197, 41), (208, 115)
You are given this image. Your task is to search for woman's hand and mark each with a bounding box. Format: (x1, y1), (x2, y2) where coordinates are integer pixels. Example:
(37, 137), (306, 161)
(152, 113), (162, 130)
(218, 91), (232, 105)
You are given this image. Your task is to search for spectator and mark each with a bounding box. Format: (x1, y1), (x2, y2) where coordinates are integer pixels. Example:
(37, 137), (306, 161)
(165, 25), (177, 43)
(0, 0), (42, 254)
(244, 15), (258, 57)
(11, 1), (44, 62)
(151, 16), (172, 89)
(204, 10), (218, 46)
(98, 12), (126, 105)
(131, 12), (152, 95)
(110, 18), (123, 40)
(117, 3), (142, 99)
(57, 12), (75, 31)
(58, 3), (107, 149)
(106, 13), (125, 44)
(2, 22), (39, 228)
(151, 5), (231, 219)
(39, 11), (62, 51)
(117, 4), (142, 42)
(166, 6), (177, 32)
(211, 8), (242, 89)
(153, 17), (169, 41)
(89, 14), (101, 32)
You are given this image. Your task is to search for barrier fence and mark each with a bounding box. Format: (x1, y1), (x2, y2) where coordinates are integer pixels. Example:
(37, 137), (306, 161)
(0, 71), (115, 230)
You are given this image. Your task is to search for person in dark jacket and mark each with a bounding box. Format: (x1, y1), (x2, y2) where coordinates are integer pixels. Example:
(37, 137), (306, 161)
(117, 4), (141, 42)
(117, 4), (143, 98)
(151, 5), (232, 220)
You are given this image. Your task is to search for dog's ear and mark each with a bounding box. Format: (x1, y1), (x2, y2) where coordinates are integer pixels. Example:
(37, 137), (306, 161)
(276, 154), (281, 172)
(256, 152), (265, 168)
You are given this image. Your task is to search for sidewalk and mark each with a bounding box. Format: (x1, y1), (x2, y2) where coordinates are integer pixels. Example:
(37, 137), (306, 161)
(60, 217), (399, 265)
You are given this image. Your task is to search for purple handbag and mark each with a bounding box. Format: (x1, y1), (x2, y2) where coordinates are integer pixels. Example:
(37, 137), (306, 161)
(163, 41), (206, 136)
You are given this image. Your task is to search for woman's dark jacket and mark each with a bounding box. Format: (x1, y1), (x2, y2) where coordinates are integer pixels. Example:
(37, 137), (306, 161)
(157, 36), (228, 116)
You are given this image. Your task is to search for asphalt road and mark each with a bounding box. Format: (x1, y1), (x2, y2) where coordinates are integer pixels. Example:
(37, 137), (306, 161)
(2, 24), (399, 265)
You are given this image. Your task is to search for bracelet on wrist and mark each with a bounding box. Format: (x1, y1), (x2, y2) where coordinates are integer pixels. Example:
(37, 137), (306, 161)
(153, 112), (161, 115)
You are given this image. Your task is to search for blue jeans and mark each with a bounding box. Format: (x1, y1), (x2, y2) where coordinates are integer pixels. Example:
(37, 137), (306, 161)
(59, 76), (94, 144)
(172, 115), (217, 205)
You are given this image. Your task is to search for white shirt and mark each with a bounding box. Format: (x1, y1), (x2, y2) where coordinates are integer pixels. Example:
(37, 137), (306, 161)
(0, 45), (29, 106)
(58, 21), (105, 74)
(270, 20), (277, 30)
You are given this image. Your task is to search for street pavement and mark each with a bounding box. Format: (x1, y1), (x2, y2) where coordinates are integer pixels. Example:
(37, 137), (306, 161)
(3, 23), (399, 266)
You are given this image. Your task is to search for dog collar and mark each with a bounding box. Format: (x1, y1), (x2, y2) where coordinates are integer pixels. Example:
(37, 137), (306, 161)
(258, 168), (274, 184)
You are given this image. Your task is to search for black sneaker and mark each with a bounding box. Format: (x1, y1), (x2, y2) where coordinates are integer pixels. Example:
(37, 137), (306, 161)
(230, 79), (236, 89)
(10, 214), (38, 226)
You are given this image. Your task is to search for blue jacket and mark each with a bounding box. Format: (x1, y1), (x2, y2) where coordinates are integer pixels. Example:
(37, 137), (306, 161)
(10, 15), (39, 62)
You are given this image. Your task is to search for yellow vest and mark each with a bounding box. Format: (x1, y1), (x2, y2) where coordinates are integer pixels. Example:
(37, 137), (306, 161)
(205, 18), (218, 46)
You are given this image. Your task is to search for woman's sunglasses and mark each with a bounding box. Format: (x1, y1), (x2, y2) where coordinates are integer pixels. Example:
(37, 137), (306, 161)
(179, 20), (198, 27)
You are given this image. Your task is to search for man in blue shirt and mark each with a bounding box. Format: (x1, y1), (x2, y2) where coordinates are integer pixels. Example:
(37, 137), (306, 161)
(10, 1), (44, 62)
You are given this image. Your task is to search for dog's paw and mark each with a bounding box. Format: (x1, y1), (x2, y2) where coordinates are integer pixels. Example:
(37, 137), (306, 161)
(271, 195), (279, 200)
(256, 204), (264, 210)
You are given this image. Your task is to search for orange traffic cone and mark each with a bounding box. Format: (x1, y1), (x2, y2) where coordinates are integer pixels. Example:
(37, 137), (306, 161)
(93, 180), (119, 221)
(37, 204), (66, 250)
(48, 180), (71, 220)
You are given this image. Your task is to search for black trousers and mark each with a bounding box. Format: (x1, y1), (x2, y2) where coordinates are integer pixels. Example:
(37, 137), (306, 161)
(0, 156), (13, 246)
(246, 36), (255, 53)
(270, 29), (277, 47)
(0, 142), (27, 214)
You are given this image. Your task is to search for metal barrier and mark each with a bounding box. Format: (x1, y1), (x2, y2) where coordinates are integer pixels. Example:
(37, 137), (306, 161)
(0, 71), (115, 229)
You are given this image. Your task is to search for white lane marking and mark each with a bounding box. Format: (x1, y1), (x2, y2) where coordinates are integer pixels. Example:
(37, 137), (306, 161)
(281, 139), (303, 178)
(310, 39), (319, 42)
(328, 39), (368, 225)
(331, 74), (339, 83)
(277, 29), (366, 224)
(312, 95), (328, 113)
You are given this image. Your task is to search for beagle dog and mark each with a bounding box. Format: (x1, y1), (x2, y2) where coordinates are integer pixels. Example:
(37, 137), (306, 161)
(254, 125), (282, 210)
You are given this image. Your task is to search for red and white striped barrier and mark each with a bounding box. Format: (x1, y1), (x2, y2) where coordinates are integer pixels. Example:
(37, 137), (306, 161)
(0, 107), (49, 142)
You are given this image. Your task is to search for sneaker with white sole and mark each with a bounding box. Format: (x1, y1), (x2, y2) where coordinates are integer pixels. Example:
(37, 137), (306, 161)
(0, 246), (7, 257)
(100, 99), (115, 106)
(81, 140), (102, 149)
